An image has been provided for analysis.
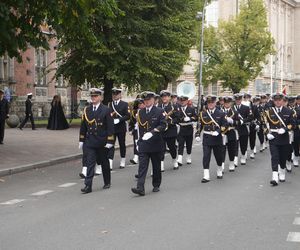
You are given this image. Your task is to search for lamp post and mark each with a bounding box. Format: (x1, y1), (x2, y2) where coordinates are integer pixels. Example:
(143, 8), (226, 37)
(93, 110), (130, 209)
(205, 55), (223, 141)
(196, 0), (208, 112)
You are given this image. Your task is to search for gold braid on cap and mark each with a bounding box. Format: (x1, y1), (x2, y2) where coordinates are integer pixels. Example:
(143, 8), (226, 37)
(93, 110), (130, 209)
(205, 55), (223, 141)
(265, 110), (280, 125)
(83, 107), (96, 125)
(137, 110), (148, 129)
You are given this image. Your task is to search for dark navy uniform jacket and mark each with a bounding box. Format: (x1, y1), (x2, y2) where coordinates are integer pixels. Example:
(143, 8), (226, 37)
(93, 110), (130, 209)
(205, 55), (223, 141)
(136, 106), (167, 153)
(25, 99), (33, 115)
(293, 106), (300, 138)
(234, 104), (253, 136)
(178, 105), (197, 136)
(221, 107), (239, 141)
(158, 102), (180, 138)
(108, 100), (130, 134)
(197, 108), (228, 146)
(80, 104), (114, 148)
(265, 106), (294, 145)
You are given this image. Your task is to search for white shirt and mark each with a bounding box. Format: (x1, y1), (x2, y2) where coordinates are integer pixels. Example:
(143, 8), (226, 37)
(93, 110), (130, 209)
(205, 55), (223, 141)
(114, 99), (120, 106)
(93, 103), (100, 111)
(146, 105), (153, 113)
(209, 108), (216, 114)
(276, 106), (282, 113)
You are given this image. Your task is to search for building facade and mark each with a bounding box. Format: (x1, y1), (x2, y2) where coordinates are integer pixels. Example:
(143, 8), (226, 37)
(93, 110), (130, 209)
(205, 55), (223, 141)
(173, 0), (300, 97)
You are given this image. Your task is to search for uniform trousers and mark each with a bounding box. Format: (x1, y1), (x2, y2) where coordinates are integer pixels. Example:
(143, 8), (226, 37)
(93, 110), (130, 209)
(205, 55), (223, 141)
(178, 134), (193, 155)
(249, 125), (256, 150)
(85, 146), (110, 187)
(257, 129), (265, 145)
(293, 135), (300, 157)
(222, 140), (236, 162)
(269, 144), (289, 171)
(203, 144), (223, 169)
(238, 135), (248, 155)
(0, 120), (5, 142)
(108, 132), (126, 159)
(137, 152), (161, 190)
(161, 137), (177, 160)
(19, 114), (35, 129)
(132, 131), (138, 155)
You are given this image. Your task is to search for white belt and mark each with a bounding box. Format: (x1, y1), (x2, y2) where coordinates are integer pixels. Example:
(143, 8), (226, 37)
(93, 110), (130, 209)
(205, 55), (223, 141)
(270, 129), (280, 133)
(179, 122), (193, 126)
(203, 131), (215, 135)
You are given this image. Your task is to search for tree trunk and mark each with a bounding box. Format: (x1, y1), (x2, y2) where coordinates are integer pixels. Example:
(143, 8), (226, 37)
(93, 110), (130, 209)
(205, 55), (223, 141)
(103, 77), (114, 105)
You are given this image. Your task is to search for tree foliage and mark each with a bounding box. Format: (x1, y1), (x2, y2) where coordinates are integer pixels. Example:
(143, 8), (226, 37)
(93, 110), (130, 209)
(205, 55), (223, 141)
(201, 0), (274, 93)
(56, 0), (202, 103)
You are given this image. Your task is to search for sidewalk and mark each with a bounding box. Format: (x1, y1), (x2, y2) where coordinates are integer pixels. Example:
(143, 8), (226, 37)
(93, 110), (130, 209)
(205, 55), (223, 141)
(0, 128), (133, 177)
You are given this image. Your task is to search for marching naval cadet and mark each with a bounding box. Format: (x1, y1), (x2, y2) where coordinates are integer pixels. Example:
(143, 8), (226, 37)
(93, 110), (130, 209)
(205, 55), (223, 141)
(131, 91), (167, 196)
(220, 96), (239, 172)
(233, 93), (253, 166)
(292, 96), (300, 167)
(171, 93), (178, 106)
(128, 98), (145, 165)
(79, 88), (114, 193)
(257, 95), (267, 152)
(249, 96), (260, 159)
(108, 87), (130, 169)
(195, 95), (228, 182)
(177, 96), (198, 166)
(264, 93), (294, 186)
(158, 90), (180, 171)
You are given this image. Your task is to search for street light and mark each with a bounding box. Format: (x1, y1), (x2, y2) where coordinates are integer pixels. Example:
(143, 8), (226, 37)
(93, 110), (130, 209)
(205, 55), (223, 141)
(196, 0), (208, 112)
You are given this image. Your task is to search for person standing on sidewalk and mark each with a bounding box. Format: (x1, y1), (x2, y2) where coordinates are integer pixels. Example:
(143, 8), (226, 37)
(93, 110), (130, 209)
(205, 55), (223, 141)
(108, 88), (130, 169)
(19, 93), (36, 130)
(0, 89), (9, 144)
(131, 91), (167, 196)
(79, 88), (114, 194)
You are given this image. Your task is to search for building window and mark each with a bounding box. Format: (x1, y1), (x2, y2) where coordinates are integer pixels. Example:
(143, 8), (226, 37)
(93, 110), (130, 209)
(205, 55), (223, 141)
(35, 48), (47, 86)
(203, 85), (209, 96)
(206, 0), (219, 27)
(0, 55), (14, 83)
(211, 82), (218, 95)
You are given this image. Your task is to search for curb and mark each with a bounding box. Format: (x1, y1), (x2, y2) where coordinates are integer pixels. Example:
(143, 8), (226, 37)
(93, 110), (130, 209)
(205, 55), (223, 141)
(0, 143), (133, 177)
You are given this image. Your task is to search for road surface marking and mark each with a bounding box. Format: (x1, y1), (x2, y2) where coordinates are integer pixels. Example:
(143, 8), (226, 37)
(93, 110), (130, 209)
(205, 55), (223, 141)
(58, 183), (77, 188)
(287, 232), (300, 242)
(31, 190), (53, 196)
(0, 199), (26, 205)
(293, 218), (300, 225)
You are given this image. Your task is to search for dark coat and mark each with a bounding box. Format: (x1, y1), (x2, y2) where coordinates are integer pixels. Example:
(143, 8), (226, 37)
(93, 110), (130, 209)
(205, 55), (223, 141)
(0, 98), (9, 121)
(47, 101), (69, 130)
(109, 100), (130, 134)
(158, 102), (180, 138)
(137, 106), (167, 153)
(178, 105), (197, 136)
(80, 104), (114, 148)
(234, 104), (253, 136)
(25, 99), (33, 115)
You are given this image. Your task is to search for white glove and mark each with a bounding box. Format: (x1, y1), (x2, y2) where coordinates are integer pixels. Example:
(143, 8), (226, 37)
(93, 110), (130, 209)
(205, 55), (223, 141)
(142, 132), (153, 141)
(78, 142), (84, 149)
(195, 136), (201, 142)
(278, 128), (286, 135)
(267, 133), (275, 140)
(240, 120), (244, 125)
(226, 117), (233, 124)
(212, 131), (219, 136)
(114, 119), (120, 125)
(255, 125), (260, 131)
(184, 117), (191, 122)
(105, 143), (114, 149)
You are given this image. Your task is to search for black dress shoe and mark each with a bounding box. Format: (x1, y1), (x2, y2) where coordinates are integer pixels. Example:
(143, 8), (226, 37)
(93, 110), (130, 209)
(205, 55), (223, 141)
(229, 169), (235, 172)
(131, 187), (145, 196)
(19, 127), (23, 130)
(217, 176), (223, 179)
(79, 173), (85, 179)
(134, 174), (139, 179)
(152, 187), (160, 192)
(279, 179), (285, 183)
(120, 166), (125, 169)
(173, 167), (179, 170)
(270, 180), (278, 186)
(103, 184), (111, 189)
(0, 141), (3, 145)
(178, 162), (182, 166)
(130, 159), (138, 164)
(32, 128), (37, 130)
(81, 186), (92, 193)
(287, 169), (292, 173)
(201, 178), (210, 183)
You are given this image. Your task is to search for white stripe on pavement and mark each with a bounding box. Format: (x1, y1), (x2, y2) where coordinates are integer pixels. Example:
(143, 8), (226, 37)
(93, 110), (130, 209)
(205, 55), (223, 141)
(287, 232), (300, 242)
(293, 218), (300, 225)
(58, 183), (77, 188)
(31, 190), (53, 196)
(0, 199), (25, 205)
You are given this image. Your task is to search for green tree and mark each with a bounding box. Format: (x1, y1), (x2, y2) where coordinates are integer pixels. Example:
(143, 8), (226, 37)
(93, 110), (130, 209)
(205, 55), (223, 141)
(200, 0), (274, 93)
(56, 0), (202, 103)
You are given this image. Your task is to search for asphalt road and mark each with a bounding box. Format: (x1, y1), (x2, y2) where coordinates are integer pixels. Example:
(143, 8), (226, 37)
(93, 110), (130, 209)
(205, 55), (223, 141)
(1, 142), (300, 250)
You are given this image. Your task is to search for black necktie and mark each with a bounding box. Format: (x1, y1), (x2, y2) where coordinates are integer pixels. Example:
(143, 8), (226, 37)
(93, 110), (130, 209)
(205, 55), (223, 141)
(115, 101), (118, 106)
(93, 106), (96, 112)
(146, 108), (150, 114)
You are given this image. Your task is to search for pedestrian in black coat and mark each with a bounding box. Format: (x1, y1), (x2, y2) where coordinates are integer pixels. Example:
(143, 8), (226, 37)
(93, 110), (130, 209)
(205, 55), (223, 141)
(19, 93), (36, 130)
(0, 89), (9, 144)
(47, 95), (69, 130)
